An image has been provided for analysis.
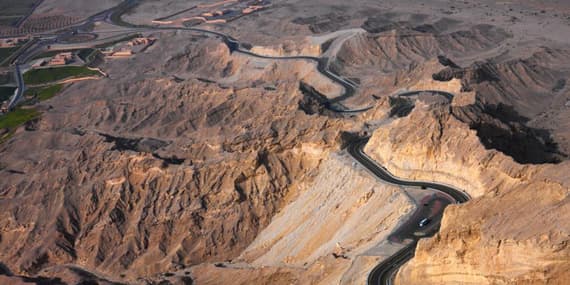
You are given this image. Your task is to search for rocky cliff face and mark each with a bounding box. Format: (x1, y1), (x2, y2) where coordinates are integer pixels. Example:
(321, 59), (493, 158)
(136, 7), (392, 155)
(189, 154), (415, 285)
(364, 87), (570, 284)
(4, 2), (570, 283)
(0, 33), (346, 281)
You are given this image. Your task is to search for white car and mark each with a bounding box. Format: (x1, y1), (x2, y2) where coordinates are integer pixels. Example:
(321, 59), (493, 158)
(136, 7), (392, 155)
(418, 218), (431, 228)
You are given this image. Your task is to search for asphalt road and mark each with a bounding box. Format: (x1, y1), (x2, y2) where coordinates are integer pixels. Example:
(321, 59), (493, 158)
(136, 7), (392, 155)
(7, 0), (364, 113)
(6, 2), (471, 283)
(99, 0), (366, 112)
(396, 90), (455, 101)
(348, 138), (470, 284)
(7, 65), (25, 110)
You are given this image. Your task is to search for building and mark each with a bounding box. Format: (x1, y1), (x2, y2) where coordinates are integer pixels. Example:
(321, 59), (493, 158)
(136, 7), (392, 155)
(47, 52), (74, 66)
(111, 50), (133, 57)
(103, 37), (156, 58)
(1, 101), (8, 113)
(127, 37), (155, 47)
(243, 5), (264, 14)
(0, 37), (28, 48)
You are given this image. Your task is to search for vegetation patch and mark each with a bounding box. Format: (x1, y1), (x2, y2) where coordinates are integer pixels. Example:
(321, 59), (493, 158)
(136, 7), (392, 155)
(26, 84), (63, 101)
(0, 107), (39, 130)
(23, 66), (101, 85)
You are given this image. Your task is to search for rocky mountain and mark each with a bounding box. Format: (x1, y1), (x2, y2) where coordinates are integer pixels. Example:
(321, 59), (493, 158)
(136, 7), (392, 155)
(2, 0), (570, 284)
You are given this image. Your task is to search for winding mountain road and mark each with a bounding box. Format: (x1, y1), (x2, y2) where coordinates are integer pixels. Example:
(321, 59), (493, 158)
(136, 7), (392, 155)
(348, 138), (470, 284)
(10, 1), (471, 283)
(7, 65), (25, 110)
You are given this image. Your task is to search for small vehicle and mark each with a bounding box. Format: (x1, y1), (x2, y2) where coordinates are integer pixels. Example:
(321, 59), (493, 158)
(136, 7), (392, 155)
(418, 218), (431, 228)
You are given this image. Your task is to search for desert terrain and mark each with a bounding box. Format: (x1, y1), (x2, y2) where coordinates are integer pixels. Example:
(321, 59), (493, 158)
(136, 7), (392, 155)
(0, 0), (569, 284)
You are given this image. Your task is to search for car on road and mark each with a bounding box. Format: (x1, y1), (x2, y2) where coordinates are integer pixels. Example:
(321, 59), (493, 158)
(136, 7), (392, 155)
(418, 218), (431, 228)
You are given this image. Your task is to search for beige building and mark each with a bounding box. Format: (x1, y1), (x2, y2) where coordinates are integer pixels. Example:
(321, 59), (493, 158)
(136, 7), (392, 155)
(1, 101), (8, 113)
(47, 52), (74, 66)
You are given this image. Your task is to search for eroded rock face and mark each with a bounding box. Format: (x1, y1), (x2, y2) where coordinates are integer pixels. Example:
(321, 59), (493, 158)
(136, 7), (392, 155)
(364, 94), (570, 284)
(4, 2), (570, 283)
(190, 154), (415, 285)
(0, 34), (345, 281)
(398, 181), (570, 285)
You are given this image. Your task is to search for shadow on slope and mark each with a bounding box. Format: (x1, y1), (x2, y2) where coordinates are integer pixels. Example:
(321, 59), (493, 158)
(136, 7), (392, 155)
(455, 103), (567, 164)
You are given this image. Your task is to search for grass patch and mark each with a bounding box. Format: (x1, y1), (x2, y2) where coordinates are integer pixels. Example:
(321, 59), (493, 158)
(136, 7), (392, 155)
(0, 129), (14, 144)
(0, 107), (39, 130)
(0, 86), (16, 102)
(25, 84), (63, 101)
(23, 66), (100, 85)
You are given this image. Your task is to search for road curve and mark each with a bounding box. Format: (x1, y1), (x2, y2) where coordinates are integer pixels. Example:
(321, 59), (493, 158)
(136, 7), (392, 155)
(102, 0), (364, 112)
(348, 138), (470, 284)
(14, 2), (470, 283)
(109, 3), (471, 283)
(11, 0), (361, 113)
(7, 65), (25, 110)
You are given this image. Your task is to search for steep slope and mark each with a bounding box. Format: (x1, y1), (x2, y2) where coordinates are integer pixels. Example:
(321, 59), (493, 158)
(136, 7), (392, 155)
(0, 33), (346, 281)
(190, 154), (415, 285)
(334, 24), (509, 74)
(365, 92), (570, 284)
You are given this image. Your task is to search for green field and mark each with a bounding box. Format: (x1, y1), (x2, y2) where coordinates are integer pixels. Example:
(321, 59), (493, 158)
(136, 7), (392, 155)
(0, 86), (16, 102)
(25, 84), (63, 101)
(0, 107), (39, 130)
(24, 66), (101, 85)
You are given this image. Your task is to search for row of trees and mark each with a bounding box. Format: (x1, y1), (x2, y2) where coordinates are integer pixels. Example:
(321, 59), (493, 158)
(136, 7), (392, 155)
(0, 15), (80, 37)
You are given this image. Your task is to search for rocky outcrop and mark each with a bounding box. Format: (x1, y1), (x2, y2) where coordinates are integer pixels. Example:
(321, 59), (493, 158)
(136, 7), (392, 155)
(364, 92), (570, 284)
(397, 181), (570, 285)
(0, 33), (346, 281)
(334, 24), (509, 74)
(188, 154), (414, 284)
(249, 38), (321, 57)
(239, 154), (412, 267)
(4, 3), (570, 284)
